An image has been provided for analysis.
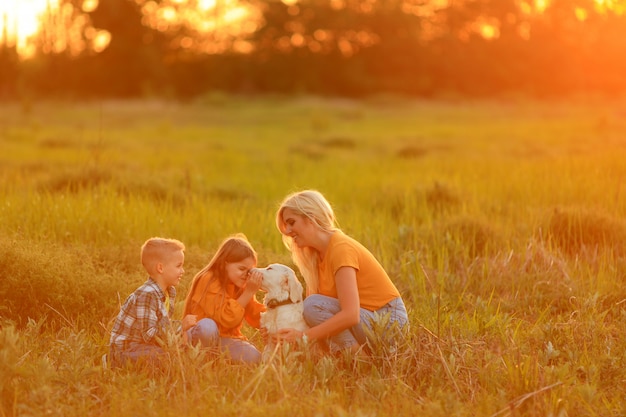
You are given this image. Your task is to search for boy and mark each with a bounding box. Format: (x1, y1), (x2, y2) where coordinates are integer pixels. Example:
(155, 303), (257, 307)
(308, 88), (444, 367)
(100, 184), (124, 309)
(109, 237), (197, 368)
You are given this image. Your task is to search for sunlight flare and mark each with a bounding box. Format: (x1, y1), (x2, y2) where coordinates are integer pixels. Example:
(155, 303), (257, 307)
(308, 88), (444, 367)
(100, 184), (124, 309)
(0, 0), (60, 56)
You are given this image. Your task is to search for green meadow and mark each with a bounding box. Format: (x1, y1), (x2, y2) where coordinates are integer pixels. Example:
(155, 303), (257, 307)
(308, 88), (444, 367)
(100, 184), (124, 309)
(1, 95), (626, 416)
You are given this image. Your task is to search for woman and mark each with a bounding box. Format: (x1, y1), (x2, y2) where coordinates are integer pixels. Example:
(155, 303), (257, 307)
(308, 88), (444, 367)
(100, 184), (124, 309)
(274, 189), (408, 355)
(182, 234), (266, 364)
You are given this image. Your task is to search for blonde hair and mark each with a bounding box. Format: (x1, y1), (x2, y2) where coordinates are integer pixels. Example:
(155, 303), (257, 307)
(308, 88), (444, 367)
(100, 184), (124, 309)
(275, 190), (339, 294)
(141, 237), (185, 275)
(183, 233), (257, 316)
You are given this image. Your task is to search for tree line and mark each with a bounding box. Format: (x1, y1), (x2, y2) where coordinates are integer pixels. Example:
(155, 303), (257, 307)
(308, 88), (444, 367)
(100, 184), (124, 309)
(1, 0), (625, 100)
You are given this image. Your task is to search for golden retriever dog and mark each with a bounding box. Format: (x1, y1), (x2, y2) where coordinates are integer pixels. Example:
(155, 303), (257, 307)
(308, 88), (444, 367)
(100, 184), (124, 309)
(254, 263), (308, 360)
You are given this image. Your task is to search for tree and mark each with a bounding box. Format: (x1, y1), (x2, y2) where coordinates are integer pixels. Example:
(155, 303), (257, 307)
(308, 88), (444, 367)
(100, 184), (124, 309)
(0, 15), (20, 99)
(83, 0), (168, 96)
(244, 0), (428, 95)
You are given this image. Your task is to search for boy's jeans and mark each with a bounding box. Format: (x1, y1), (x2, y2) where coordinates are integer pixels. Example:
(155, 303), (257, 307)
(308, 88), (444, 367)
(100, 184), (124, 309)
(109, 342), (165, 368)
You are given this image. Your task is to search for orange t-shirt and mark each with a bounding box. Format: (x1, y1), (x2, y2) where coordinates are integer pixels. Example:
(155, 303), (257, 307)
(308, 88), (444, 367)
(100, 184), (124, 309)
(184, 270), (266, 339)
(318, 231), (401, 311)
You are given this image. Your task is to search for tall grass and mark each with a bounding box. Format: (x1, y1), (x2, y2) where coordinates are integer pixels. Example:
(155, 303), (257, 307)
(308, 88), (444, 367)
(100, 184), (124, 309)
(1, 96), (626, 416)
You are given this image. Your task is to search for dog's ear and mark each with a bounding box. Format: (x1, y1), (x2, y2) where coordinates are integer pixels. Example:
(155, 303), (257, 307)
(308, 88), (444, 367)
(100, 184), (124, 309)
(287, 271), (303, 303)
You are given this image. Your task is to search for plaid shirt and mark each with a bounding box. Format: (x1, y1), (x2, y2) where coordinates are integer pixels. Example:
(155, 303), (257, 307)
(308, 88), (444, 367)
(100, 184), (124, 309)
(109, 277), (178, 350)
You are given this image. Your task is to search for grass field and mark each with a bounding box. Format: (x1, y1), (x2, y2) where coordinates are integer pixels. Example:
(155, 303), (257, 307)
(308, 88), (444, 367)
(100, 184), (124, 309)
(1, 95), (626, 416)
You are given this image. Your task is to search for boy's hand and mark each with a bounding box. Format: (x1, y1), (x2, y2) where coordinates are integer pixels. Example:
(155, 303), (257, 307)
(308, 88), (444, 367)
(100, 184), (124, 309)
(182, 314), (198, 332)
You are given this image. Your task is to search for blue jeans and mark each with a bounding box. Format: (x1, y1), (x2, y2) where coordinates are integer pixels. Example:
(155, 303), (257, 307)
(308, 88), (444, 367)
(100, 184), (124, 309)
(109, 342), (165, 368)
(303, 294), (409, 354)
(187, 318), (261, 364)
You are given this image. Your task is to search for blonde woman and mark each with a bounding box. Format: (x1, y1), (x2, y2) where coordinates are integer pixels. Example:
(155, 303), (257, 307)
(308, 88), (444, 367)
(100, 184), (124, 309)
(274, 190), (408, 355)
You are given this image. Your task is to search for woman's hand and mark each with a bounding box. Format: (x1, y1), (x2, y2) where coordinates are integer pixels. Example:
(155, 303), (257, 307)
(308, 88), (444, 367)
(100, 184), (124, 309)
(276, 328), (305, 343)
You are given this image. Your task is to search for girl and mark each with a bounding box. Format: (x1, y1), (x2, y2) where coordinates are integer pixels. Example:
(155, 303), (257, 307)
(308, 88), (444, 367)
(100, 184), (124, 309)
(274, 190), (408, 355)
(182, 234), (265, 364)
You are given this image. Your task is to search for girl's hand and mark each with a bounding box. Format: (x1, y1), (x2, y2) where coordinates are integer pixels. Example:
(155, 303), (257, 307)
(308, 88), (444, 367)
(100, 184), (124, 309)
(259, 326), (268, 343)
(245, 269), (263, 293)
(236, 270), (264, 308)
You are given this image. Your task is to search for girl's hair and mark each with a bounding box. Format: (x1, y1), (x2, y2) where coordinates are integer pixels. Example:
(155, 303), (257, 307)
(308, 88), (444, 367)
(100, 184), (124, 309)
(275, 190), (339, 294)
(183, 233), (256, 316)
(140, 237), (185, 275)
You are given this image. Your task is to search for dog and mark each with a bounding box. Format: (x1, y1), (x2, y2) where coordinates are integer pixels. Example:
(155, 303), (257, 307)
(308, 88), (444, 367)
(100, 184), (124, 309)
(254, 263), (308, 360)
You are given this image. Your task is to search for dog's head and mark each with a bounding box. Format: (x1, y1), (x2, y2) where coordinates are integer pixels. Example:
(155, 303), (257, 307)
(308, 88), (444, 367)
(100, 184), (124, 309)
(254, 263), (303, 306)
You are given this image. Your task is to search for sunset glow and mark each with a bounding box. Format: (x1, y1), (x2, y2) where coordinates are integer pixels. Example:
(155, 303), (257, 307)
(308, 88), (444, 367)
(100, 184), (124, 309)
(0, 0), (60, 57)
(0, 0), (623, 58)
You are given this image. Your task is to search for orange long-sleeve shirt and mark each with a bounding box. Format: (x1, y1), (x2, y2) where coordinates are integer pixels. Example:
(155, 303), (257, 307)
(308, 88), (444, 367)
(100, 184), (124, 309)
(183, 270), (266, 339)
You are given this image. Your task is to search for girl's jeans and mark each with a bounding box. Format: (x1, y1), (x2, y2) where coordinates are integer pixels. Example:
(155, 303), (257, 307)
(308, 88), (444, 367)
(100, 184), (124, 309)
(187, 318), (261, 364)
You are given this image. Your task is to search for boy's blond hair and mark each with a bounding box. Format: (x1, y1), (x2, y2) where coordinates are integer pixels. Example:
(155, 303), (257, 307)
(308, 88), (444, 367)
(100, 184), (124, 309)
(141, 237), (185, 275)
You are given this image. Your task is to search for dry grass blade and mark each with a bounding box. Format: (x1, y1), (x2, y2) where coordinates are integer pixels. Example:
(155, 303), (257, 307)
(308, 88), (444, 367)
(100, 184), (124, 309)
(490, 382), (564, 417)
